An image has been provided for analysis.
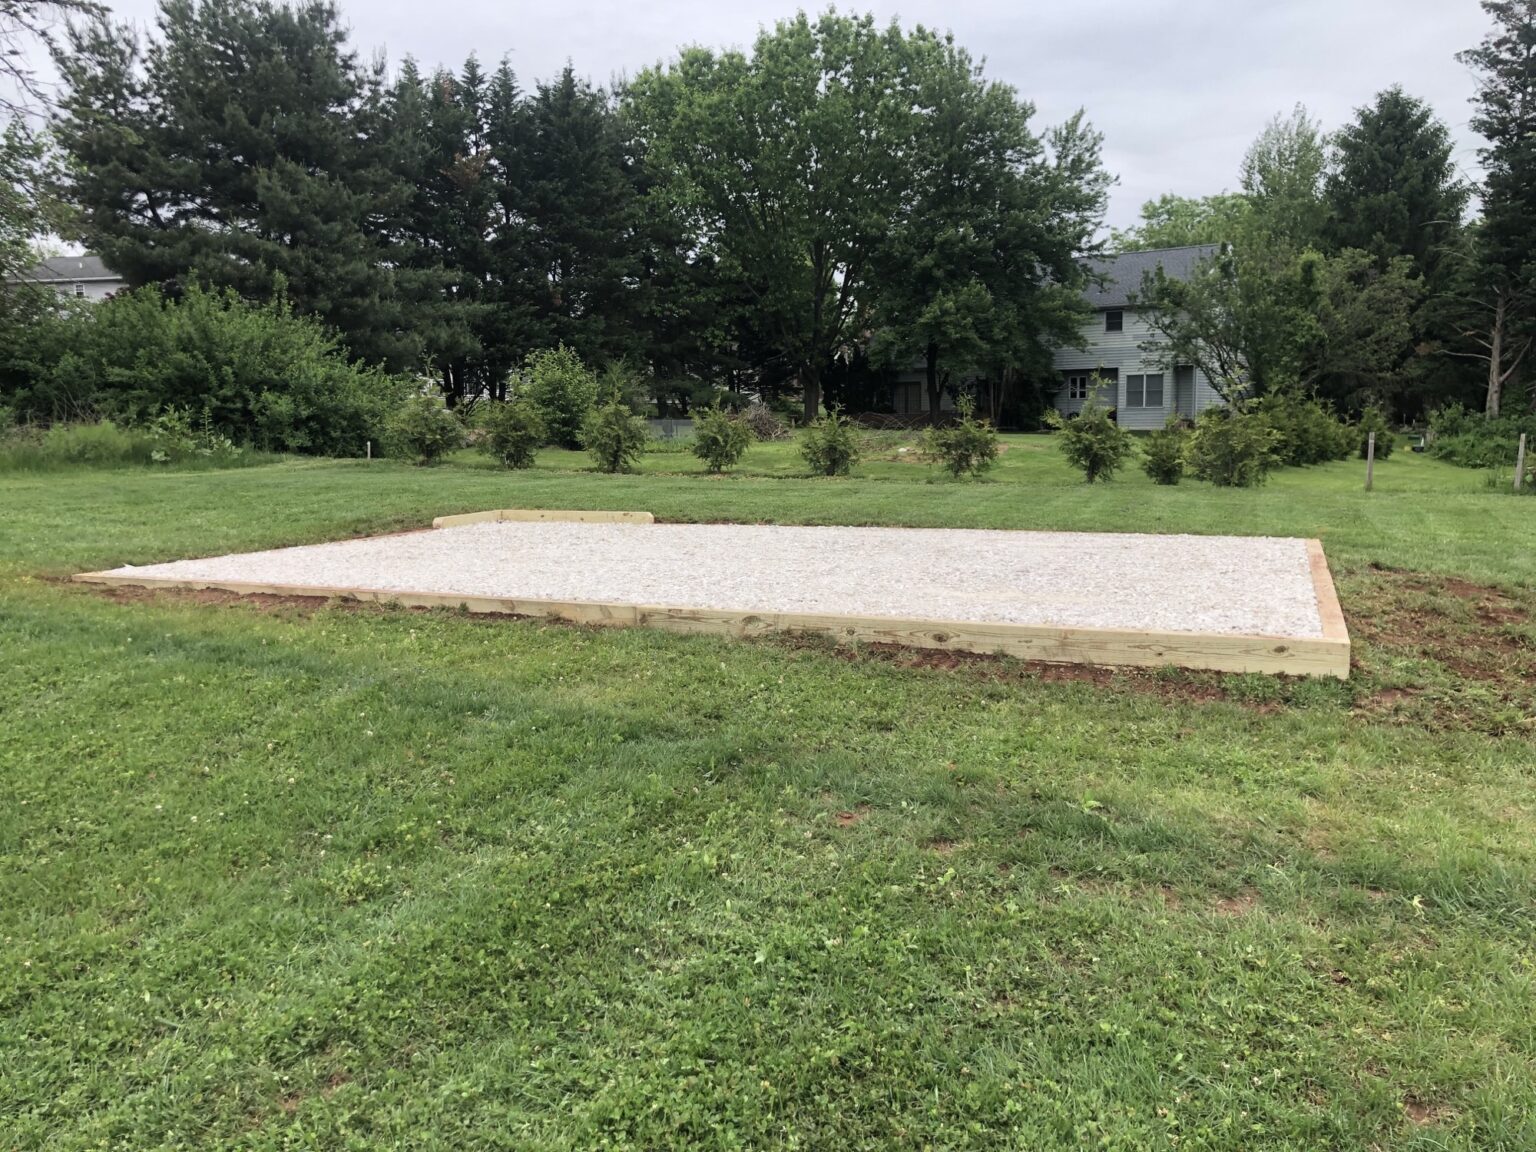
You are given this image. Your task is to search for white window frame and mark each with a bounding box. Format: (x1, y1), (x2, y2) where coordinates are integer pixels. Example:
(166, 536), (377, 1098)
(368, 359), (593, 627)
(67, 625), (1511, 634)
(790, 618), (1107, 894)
(1065, 373), (1092, 401)
(1125, 373), (1165, 408)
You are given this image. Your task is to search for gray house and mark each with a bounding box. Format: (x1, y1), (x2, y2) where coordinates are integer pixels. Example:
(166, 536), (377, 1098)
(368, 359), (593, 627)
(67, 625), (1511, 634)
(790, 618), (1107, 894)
(1052, 244), (1223, 429)
(7, 254), (126, 301)
(887, 244), (1224, 426)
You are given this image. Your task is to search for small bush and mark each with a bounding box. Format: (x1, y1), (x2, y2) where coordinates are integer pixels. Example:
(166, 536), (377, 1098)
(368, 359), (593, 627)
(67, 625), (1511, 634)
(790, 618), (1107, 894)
(1357, 406), (1395, 460)
(1141, 420), (1187, 485)
(925, 398), (999, 478)
(1047, 397), (1133, 483)
(583, 397), (649, 473)
(385, 395), (463, 465)
(145, 405), (243, 464)
(479, 399), (545, 470)
(522, 345), (598, 450)
(1259, 391), (1354, 466)
(691, 405), (754, 472)
(799, 409), (861, 476)
(1185, 405), (1283, 487)
(740, 403), (790, 441)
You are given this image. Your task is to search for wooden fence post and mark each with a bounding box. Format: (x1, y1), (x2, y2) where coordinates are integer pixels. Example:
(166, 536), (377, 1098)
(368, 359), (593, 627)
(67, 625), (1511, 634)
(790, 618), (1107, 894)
(1516, 433), (1527, 493)
(1365, 432), (1375, 492)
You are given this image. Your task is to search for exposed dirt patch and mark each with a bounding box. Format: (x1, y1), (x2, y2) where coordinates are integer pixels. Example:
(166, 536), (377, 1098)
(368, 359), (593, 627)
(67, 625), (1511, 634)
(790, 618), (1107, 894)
(1341, 567), (1535, 734)
(927, 838), (957, 855)
(833, 805), (871, 829)
(1403, 1095), (1446, 1125)
(1214, 888), (1260, 916)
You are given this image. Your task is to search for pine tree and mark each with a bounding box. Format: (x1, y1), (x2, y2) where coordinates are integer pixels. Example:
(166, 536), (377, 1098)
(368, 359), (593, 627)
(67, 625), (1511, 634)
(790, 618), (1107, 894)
(52, 0), (403, 366)
(1324, 86), (1469, 277)
(1456, 0), (1536, 415)
(515, 66), (641, 363)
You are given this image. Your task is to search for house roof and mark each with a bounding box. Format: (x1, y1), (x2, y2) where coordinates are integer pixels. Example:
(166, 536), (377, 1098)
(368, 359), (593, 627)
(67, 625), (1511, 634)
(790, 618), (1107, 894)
(10, 254), (122, 283)
(1083, 244), (1218, 310)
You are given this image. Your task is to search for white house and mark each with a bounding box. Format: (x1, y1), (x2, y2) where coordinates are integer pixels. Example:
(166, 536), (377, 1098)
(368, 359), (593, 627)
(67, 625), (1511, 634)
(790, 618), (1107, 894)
(7, 254), (127, 301)
(1052, 244), (1223, 429)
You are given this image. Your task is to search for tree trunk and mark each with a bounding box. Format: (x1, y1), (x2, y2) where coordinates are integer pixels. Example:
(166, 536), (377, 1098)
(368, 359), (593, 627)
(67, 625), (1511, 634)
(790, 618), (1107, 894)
(1487, 293), (1505, 419)
(925, 342), (941, 423)
(801, 365), (821, 423)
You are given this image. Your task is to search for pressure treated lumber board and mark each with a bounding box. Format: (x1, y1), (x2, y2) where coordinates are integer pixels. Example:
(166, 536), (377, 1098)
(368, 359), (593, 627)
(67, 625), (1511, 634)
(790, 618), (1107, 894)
(75, 531), (1352, 678)
(431, 508), (654, 528)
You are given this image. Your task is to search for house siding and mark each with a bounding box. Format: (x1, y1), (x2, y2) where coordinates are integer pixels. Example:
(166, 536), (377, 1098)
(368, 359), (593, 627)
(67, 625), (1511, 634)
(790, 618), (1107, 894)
(1051, 308), (1221, 428)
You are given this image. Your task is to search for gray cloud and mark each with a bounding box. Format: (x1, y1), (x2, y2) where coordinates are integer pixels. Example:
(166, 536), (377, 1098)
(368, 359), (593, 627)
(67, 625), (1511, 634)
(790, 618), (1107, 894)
(60, 0), (1497, 227)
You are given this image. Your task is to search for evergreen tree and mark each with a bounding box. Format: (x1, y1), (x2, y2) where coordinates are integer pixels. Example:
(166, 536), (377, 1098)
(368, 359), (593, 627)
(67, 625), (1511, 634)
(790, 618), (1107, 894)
(515, 66), (642, 363)
(383, 57), (509, 406)
(52, 0), (404, 366)
(1324, 87), (1469, 276)
(1456, 0), (1536, 415)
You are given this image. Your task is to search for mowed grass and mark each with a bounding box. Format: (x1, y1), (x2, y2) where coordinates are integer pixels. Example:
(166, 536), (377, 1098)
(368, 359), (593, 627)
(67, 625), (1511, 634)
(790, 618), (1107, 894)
(2, 436), (1534, 1150)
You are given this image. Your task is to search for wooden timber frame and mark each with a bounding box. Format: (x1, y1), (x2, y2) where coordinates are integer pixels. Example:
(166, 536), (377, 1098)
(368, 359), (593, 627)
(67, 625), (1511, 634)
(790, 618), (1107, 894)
(73, 516), (1352, 680)
(431, 508), (655, 528)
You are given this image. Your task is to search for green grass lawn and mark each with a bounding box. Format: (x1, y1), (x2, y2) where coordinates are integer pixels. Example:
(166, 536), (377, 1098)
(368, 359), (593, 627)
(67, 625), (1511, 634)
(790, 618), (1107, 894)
(3, 436), (1534, 1149)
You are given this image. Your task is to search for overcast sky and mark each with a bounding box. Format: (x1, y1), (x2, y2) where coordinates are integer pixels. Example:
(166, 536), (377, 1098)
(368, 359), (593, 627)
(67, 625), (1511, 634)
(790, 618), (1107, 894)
(54, 0), (1496, 229)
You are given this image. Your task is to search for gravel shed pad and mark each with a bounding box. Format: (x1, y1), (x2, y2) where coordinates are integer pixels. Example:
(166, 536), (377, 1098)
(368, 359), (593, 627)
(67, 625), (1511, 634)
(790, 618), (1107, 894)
(95, 522), (1328, 640)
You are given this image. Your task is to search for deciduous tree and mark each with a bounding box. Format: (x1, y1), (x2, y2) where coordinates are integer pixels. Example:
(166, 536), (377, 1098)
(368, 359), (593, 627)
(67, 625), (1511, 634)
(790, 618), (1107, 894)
(627, 13), (922, 421)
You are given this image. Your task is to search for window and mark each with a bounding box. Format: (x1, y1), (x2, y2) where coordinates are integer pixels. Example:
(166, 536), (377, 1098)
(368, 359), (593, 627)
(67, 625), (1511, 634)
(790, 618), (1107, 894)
(1105, 309), (1124, 333)
(73, 283), (85, 298)
(1065, 373), (1092, 401)
(1125, 373), (1165, 408)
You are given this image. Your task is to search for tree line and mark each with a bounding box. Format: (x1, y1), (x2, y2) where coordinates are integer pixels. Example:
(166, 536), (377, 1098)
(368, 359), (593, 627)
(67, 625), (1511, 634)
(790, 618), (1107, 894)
(3, 0), (1535, 430)
(1120, 0), (1536, 421)
(23, 0), (1107, 425)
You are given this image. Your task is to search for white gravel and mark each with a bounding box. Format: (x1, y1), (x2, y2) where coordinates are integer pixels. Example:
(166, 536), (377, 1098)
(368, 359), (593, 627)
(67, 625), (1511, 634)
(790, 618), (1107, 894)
(100, 522), (1327, 639)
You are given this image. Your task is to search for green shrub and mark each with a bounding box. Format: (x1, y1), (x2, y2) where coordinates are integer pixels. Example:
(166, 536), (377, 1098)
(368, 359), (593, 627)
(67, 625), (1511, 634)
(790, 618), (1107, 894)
(1141, 420), (1187, 485)
(0, 284), (409, 455)
(479, 399), (545, 469)
(691, 404), (754, 472)
(145, 405), (243, 463)
(0, 403), (14, 428)
(583, 397), (649, 473)
(522, 345), (598, 450)
(385, 395), (463, 465)
(1427, 403), (1536, 468)
(0, 417), (275, 472)
(799, 409), (861, 476)
(925, 398), (999, 478)
(1357, 406), (1395, 460)
(1185, 405), (1283, 487)
(1047, 397), (1134, 483)
(1258, 391), (1354, 466)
